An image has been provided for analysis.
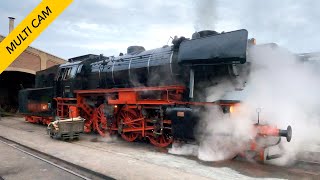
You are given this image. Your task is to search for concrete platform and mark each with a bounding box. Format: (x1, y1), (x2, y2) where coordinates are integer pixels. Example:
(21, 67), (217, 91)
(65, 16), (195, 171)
(0, 117), (319, 180)
(0, 140), (81, 180)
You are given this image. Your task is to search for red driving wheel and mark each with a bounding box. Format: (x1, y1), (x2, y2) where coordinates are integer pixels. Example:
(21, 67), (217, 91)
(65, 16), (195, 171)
(149, 120), (173, 148)
(92, 104), (107, 136)
(149, 132), (173, 148)
(117, 106), (143, 142)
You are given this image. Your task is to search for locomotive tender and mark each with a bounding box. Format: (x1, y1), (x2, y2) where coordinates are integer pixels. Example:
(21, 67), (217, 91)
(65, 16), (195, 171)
(19, 29), (292, 161)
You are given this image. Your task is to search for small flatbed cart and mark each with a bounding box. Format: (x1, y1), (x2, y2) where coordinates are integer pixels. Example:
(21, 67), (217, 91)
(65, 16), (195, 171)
(47, 116), (85, 140)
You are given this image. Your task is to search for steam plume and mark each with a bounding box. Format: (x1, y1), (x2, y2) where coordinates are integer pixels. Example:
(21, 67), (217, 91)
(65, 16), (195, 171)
(243, 45), (320, 165)
(193, 0), (217, 31)
(170, 44), (320, 165)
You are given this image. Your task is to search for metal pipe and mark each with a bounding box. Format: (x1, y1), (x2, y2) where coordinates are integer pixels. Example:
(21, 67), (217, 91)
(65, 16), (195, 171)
(189, 68), (194, 99)
(255, 125), (292, 142)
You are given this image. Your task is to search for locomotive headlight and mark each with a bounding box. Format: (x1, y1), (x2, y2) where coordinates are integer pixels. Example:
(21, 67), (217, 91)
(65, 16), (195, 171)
(41, 104), (48, 110)
(230, 105), (234, 113)
(229, 104), (240, 114)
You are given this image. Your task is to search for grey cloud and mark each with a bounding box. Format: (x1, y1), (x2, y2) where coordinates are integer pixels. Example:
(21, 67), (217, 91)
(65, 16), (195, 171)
(217, 0), (320, 52)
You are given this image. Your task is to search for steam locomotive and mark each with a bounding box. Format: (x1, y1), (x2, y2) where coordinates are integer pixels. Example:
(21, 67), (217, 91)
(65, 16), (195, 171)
(19, 29), (292, 161)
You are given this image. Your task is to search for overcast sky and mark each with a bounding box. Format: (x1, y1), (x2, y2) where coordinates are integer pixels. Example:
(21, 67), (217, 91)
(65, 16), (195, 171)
(0, 0), (319, 60)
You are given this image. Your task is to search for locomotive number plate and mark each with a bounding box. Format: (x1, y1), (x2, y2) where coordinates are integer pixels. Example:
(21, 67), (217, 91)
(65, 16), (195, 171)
(177, 111), (185, 117)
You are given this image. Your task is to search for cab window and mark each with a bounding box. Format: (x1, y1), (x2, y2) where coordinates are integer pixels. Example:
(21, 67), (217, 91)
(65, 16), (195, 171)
(57, 68), (66, 81)
(77, 64), (83, 74)
(57, 66), (78, 81)
(70, 66), (78, 78)
(63, 68), (71, 80)
(64, 67), (78, 80)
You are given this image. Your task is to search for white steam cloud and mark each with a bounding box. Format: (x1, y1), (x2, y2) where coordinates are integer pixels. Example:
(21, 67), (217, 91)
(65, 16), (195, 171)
(243, 44), (320, 165)
(196, 105), (254, 161)
(170, 44), (320, 165)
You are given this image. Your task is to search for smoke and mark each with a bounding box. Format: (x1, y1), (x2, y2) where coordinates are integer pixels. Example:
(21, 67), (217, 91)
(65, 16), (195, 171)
(170, 44), (320, 165)
(242, 45), (320, 165)
(197, 105), (254, 161)
(192, 0), (217, 31)
(169, 103), (255, 161)
(91, 134), (119, 143)
(205, 77), (235, 102)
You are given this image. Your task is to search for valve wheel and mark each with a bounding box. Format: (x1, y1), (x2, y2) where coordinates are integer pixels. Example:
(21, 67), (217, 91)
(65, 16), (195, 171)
(92, 104), (107, 136)
(117, 106), (142, 142)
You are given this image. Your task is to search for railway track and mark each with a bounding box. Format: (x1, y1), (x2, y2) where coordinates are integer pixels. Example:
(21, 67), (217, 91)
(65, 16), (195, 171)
(0, 136), (114, 180)
(2, 118), (320, 167)
(0, 118), (320, 179)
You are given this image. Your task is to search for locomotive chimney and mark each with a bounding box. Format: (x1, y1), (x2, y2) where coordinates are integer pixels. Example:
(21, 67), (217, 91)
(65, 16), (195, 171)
(8, 17), (15, 34)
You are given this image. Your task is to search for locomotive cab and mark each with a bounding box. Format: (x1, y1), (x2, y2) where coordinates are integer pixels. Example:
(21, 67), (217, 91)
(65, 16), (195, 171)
(55, 61), (83, 98)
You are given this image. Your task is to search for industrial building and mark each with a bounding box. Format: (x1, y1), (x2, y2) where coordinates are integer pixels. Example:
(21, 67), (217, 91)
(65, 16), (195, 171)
(0, 17), (66, 112)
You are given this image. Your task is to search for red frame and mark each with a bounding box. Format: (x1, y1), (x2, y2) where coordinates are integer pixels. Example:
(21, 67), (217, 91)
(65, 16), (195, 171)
(24, 85), (287, 161)
(25, 116), (52, 125)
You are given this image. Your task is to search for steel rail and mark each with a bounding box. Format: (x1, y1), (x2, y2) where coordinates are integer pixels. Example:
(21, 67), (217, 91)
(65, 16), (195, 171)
(0, 137), (92, 180)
